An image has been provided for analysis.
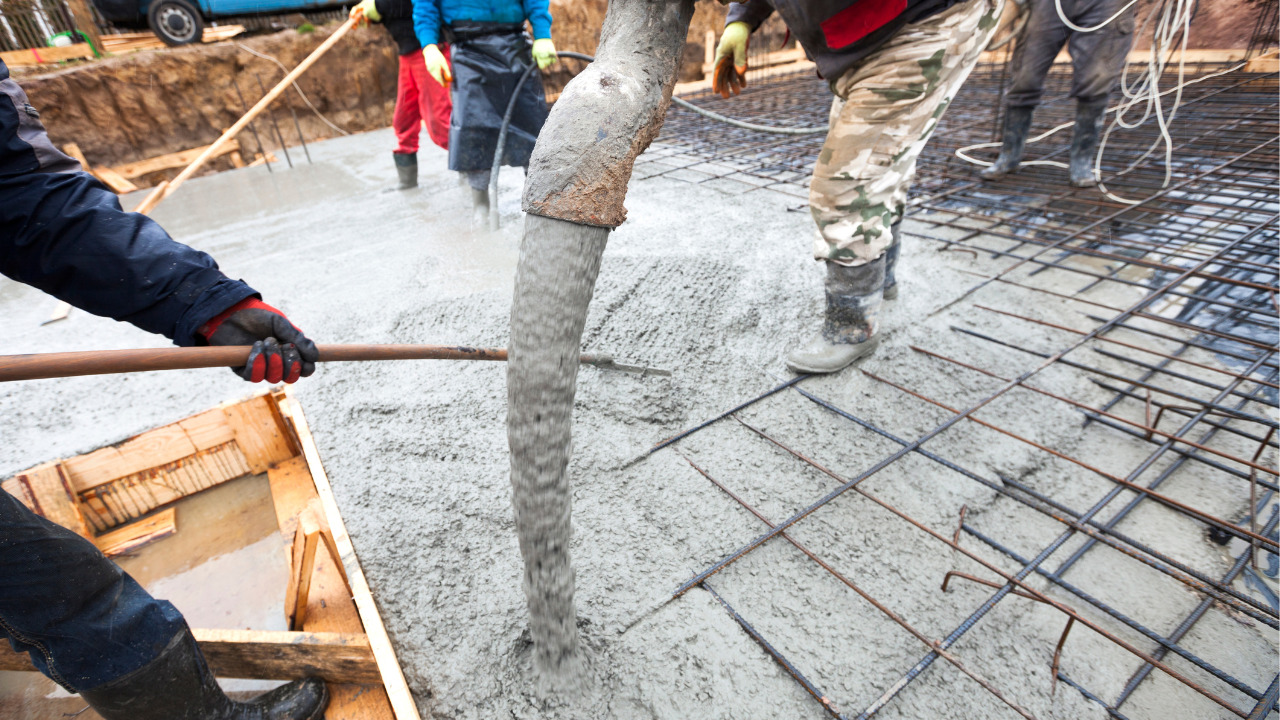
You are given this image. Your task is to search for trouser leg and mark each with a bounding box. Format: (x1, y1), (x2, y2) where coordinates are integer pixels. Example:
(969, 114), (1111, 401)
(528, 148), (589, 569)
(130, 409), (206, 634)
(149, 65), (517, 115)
(0, 489), (185, 693)
(392, 54), (423, 156)
(1003, 0), (1073, 110)
(810, 0), (1004, 268)
(411, 44), (452, 150)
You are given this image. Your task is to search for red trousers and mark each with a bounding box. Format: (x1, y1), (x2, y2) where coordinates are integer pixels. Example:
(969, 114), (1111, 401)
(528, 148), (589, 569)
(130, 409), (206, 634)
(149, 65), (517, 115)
(393, 48), (452, 154)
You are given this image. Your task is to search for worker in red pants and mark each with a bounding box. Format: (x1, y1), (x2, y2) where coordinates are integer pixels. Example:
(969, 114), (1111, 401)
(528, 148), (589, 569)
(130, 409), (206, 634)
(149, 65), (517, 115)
(352, 0), (452, 189)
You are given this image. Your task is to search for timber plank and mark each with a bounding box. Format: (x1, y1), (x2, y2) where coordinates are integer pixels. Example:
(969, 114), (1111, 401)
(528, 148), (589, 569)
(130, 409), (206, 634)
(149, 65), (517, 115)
(226, 395), (297, 473)
(93, 165), (139, 194)
(268, 455), (318, 542)
(0, 630), (379, 683)
(111, 140), (241, 179)
(95, 507), (176, 556)
(180, 407), (237, 450)
(10, 463), (91, 538)
(0, 44), (95, 67)
(277, 389), (421, 720)
(65, 423), (197, 492)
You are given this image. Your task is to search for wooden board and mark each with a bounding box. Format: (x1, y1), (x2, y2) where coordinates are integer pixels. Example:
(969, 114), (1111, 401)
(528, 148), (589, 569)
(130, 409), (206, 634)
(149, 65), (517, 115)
(0, 629), (380, 684)
(110, 140), (242, 180)
(93, 165), (139, 194)
(0, 44), (95, 67)
(226, 394), (297, 473)
(6, 462), (91, 538)
(101, 25), (245, 53)
(94, 507), (176, 556)
(276, 389), (421, 720)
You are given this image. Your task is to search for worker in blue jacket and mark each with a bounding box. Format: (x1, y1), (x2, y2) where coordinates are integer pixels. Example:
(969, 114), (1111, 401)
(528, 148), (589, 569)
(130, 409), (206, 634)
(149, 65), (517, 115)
(412, 0), (558, 225)
(1, 58), (328, 720)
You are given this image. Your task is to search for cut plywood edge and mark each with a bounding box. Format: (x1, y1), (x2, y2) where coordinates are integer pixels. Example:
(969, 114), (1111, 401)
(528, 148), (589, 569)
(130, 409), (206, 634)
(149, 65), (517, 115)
(274, 388), (422, 720)
(95, 506), (176, 556)
(2, 462), (92, 538)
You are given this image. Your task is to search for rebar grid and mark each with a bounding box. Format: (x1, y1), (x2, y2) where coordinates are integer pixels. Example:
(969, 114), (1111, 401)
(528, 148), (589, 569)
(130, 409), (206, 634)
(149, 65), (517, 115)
(640, 59), (1279, 719)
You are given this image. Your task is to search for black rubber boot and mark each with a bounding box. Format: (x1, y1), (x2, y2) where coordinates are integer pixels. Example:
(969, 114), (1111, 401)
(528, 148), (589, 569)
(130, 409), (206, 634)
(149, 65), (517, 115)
(883, 220), (901, 301)
(980, 106), (1034, 180)
(471, 188), (490, 226)
(786, 256), (885, 374)
(81, 629), (328, 720)
(1069, 100), (1106, 188)
(393, 152), (417, 190)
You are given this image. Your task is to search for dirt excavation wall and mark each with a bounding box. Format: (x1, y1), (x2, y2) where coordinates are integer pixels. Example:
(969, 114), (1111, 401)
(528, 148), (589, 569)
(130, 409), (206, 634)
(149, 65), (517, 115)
(16, 24), (401, 182)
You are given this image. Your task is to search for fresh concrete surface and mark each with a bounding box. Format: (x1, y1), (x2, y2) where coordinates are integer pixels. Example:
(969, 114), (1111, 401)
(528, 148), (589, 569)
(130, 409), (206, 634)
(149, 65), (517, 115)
(1, 128), (1274, 720)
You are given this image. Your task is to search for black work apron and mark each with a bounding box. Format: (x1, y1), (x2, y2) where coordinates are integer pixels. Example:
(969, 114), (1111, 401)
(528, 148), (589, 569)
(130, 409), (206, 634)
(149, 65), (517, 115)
(446, 22), (549, 173)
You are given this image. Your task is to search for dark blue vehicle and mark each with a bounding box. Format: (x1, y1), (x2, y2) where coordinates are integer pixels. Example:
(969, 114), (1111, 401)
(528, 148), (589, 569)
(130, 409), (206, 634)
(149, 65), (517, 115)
(91, 0), (342, 46)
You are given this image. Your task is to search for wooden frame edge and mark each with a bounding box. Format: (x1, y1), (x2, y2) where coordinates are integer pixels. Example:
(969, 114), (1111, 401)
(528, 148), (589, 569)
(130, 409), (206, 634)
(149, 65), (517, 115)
(273, 388), (423, 720)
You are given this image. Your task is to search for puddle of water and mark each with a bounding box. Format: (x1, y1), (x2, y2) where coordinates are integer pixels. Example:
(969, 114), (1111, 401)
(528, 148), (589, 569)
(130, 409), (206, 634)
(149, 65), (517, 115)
(0, 474), (290, 719)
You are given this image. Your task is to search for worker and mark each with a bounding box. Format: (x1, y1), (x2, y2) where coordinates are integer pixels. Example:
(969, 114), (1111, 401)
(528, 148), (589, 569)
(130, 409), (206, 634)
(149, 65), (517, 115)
(412, 0), (558, 223)
(980, 0), (1134, 187)
(350, 0), (452, 190)
(1, 58), (327, 720)
(714, 0), (1004, 374)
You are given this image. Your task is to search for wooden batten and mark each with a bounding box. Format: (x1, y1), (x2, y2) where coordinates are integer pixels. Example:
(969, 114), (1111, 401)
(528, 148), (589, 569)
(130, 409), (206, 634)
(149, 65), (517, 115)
(0, 629), (380, 684)
(1, 462), (92, 538)
(95, 506), (176, 557)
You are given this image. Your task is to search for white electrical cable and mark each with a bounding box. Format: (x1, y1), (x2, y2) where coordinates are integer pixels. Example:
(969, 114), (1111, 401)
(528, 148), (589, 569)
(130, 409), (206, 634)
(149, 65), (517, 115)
(1054, 0), (1138, 33)
(234, 42), (351, 136)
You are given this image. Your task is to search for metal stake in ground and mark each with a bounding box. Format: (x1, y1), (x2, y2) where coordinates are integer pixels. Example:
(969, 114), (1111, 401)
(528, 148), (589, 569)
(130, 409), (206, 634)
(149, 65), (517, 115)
(506, 0), (694, 689)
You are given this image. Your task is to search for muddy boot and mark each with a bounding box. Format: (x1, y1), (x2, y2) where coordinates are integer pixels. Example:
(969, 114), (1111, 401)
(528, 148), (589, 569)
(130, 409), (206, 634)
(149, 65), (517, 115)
(786, 256), (885, 374)
(1069, 100), (1105, 188)
(980, 106), (1034, 181)
(471, 188), (490, 226)
(393, 152), (417, 190)
(883, 221), (902, 301)
(81, 628), (328, 720)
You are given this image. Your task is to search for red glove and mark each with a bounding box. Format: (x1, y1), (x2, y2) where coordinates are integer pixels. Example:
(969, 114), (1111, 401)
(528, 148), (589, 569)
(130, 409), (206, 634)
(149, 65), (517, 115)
(198, 298), (319, 383)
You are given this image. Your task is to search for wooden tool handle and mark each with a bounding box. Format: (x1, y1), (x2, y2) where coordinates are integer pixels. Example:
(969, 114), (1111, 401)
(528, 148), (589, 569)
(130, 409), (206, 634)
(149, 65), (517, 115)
(0, 344), (514, 383)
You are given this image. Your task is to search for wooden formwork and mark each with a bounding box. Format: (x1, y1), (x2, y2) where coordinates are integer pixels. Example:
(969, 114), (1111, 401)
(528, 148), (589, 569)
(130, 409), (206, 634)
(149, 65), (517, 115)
(0, 389), (420, 720)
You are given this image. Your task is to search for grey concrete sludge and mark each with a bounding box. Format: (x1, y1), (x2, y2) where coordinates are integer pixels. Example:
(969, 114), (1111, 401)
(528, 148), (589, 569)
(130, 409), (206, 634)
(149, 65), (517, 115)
(0, 128), (1273, 720)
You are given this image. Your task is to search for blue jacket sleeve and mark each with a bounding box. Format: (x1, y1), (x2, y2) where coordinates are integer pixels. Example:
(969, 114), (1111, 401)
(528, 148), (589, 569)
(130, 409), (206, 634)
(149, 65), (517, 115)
(0, 170), (257, 347)
(413, 0), (443, 47)
(522, 0), (552, 40)
(726, 0), (774, 30)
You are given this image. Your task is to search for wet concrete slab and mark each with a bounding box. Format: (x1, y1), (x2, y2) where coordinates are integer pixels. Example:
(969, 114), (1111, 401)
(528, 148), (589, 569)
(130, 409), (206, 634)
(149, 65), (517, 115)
(1, 128), (1271, 720)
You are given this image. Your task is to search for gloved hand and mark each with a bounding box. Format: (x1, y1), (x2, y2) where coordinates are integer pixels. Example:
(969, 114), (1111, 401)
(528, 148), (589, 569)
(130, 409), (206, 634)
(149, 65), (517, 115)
(349, 0), (379, 24)
(198, 298), (319, 384)
(713, 21), (751, 99)
(531, 38), (557, 70)
(424, 44), (452, 86)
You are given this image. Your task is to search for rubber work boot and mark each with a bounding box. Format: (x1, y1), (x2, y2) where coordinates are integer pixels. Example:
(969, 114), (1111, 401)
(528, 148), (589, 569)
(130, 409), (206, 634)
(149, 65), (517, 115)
(883, 220), (902, 301)
(393, 152), (417, 190)
(786, 256), (886, 374)
(80, 629), (328, 720)
(1069, 100), (1106, 188)
(980, 106), (1034, 181)
(471, 188), (490, 226)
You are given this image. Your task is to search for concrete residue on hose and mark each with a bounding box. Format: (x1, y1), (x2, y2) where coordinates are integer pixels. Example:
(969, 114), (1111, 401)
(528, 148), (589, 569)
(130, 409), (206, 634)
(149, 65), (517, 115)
(506, 0), (695, 690)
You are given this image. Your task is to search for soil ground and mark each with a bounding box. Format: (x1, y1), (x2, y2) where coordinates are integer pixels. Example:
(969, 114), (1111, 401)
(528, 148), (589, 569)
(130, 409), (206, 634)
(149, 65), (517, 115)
(0, 126), (1274, 719)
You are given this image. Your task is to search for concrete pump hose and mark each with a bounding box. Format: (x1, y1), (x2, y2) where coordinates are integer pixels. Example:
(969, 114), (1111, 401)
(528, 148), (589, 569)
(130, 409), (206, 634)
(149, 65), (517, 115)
(487, 50), (827, 227)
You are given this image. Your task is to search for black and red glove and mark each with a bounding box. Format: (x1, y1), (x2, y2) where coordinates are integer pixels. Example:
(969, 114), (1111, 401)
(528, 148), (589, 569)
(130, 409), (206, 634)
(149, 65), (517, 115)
(198, 298), (319, 384)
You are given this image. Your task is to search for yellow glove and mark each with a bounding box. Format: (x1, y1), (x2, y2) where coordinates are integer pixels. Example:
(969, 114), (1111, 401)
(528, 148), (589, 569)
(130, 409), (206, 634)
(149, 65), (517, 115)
(424, 44), (452, 86)
(531, 38), (557, 70)
(713, 22), (750, 98)
(349, 0), (379, 24)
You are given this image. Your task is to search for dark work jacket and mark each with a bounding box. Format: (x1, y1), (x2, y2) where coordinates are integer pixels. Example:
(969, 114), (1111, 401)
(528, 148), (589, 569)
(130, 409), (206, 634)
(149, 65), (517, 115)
(375, 0), (421, 56)
(0, 58), (256, 347)
(727, 0), (967, 87)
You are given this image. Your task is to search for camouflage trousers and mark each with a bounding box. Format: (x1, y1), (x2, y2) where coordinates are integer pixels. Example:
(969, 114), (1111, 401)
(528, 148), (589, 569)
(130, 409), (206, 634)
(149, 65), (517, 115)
(811, 0), (1003, 266)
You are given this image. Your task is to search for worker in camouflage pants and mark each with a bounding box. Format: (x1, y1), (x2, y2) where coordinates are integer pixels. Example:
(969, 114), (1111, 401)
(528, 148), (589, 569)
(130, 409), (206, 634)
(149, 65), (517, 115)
(715, 0), (1002, 374)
